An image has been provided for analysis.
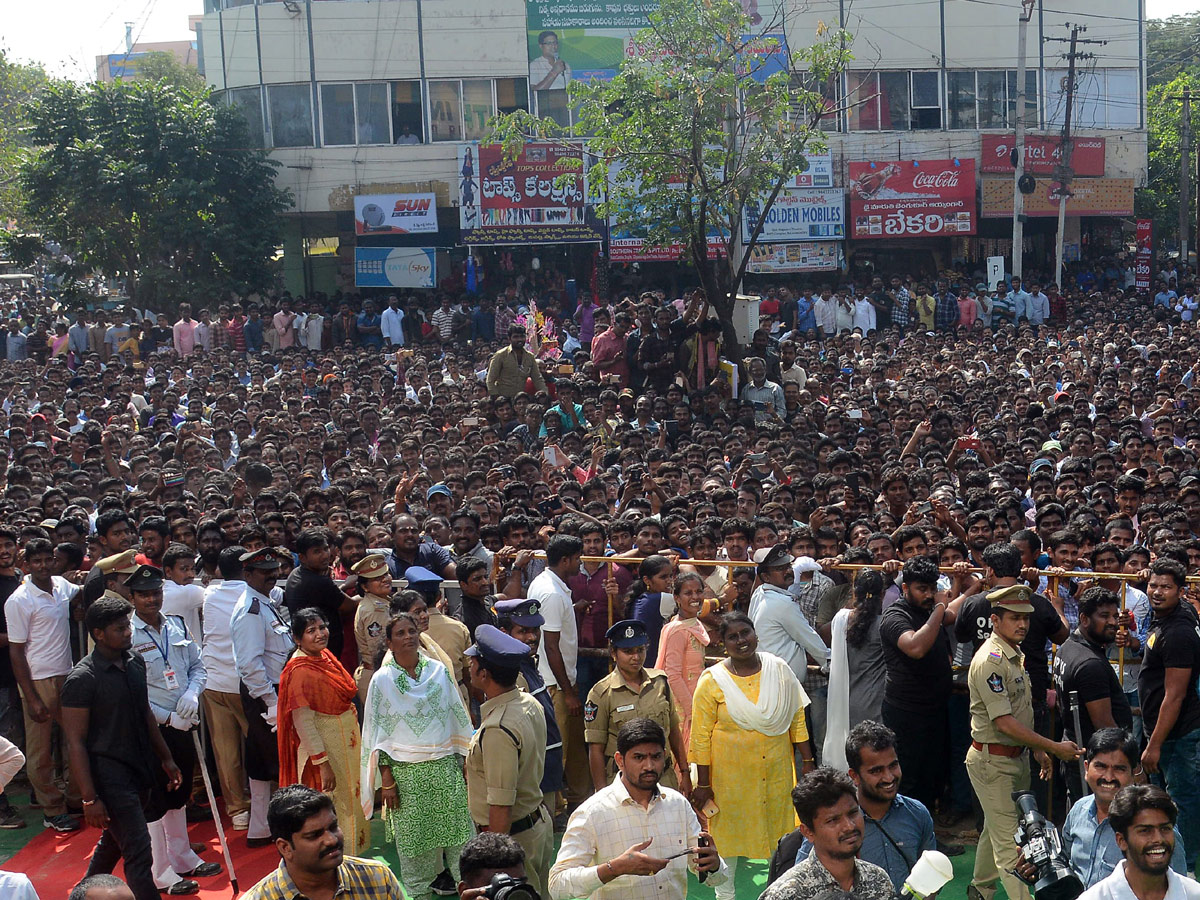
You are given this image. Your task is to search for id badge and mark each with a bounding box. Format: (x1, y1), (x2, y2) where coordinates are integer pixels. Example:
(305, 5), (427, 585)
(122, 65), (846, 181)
(163, 669), (180, 691)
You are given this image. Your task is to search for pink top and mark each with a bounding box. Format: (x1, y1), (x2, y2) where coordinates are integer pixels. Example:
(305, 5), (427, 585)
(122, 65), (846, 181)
(655, 616), (710, 724)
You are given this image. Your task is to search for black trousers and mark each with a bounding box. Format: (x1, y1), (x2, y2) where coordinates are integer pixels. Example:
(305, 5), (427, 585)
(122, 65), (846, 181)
(882, 699), (948, 813)
(86, 759), (158, 900)
(147, 725), (196, 819)
(240, 683), (279, 782)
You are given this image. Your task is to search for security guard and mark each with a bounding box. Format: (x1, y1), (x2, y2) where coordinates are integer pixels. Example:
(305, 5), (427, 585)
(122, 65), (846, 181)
(584, 619), (689, 794)
(966, 584), (1081, 900)
(465, 625), (553, 900)
(350, 554), (392, 701)
(127, 565), (219, 893)
(229, 547), (293, 847)
(495, 598), (565, 801)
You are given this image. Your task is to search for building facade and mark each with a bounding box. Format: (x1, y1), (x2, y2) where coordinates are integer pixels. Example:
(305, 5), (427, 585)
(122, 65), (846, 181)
(198, 0), (1147, 294)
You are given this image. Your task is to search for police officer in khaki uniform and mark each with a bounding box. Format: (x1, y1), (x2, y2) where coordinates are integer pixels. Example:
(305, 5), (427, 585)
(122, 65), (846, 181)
(350, 554), (392, 701)
(966, 584), (1081, 900)
(465, 624), (554, 899)
(584, 619), (690, 795)
(96, 550), (139, 601)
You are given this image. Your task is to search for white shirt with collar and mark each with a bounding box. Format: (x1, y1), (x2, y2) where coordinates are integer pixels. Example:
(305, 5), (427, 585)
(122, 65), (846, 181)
(4, 575), (75, 680)
(531, 567), (578, 688)
(201, 578), (246, 694)
(549, 775), (728, 900)
(1079, 859), (1200, 900)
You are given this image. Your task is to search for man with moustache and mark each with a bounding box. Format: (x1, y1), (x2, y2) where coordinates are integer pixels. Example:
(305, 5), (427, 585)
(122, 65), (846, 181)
(760, 767), (893, 900)
(1078, 786), (1200, 900)
(786, 721), (934, 890)
(1053, 588), (1134, 801)
(243, 785), (402, 899)
(1024, 729), (1186, 888)
(549, 718), (725, 900)
(967, 585), (1082, 900)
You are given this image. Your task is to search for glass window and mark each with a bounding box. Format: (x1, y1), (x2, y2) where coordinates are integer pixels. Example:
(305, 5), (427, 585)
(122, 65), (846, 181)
(847, 71), (876, 131)
(948, 71), (976, 129)
(1006, 71), (1038, 127)
(320, 83), (356, 146)
(878, 71), (910, 130)
(268, 83), (313, 148)
(496, 78), (529, 116)
(1072, 69), (1105, 128)
(428, 80), (463, 142)
(391, 81), (423, 143)
(1105, 69), (1138, 128)
(355, 83), (390, 144)
(910, 72), (940, 129)
(463, 79), (494, 141)
(226, 87), (265, 147)
(977, 71), (1007, 129)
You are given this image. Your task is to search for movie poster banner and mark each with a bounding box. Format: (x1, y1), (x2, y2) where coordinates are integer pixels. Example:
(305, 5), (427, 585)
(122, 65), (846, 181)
(848, 159), (977, 238)
(457, 143), (603, 245)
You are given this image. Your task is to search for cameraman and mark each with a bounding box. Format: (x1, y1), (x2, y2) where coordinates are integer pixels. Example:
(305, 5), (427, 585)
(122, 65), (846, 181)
(1020, 729), (1185, 889)
(458, 833), (532, 900)
(1078, 785), (1200, 900)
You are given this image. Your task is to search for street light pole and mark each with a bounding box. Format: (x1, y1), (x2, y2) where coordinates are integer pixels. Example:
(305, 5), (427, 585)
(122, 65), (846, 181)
(1011, 0), (1036, 280)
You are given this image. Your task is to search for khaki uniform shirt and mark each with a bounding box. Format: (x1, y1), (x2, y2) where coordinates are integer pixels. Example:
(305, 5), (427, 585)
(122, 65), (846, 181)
(968, 633), (1034, 744)
(584, 667), (679, 774)
(426, 611), (470, 688)
(353, 595), (390, 696)
(466, 688), (547, 826)
(486, 345), (548, 398)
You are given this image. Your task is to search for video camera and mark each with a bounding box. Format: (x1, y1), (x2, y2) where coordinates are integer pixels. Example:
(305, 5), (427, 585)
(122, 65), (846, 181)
(1012, 790), (1083, 900)
(483, 873), (540, 900)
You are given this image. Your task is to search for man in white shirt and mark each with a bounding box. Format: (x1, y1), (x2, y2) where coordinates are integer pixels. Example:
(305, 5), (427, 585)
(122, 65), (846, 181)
(200, 548), (251, 831)
(748, 544), (829, 687)
(1175, 291), (1198, 323)
(380, 295), (406, 348)
(5, 538), (80, 830)
(814, 289), (838, 338)
(550, 718), (727, 900)
(530, 30), (572, 91)
(531, 534), (588, 805)
(1078, 784), (1200, 900)
(161, 545), (204, 644)
(852, 294), (876, 334)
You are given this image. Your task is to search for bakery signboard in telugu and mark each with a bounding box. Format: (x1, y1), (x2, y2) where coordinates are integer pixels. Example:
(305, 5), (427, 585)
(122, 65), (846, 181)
(848, 159), (977, 239)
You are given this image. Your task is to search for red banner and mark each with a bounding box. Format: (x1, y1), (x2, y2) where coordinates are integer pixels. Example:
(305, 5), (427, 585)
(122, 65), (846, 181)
(848, 159), (976, 239)
(980, 134), (1105, 176)
(1136, 219), (1153, 295)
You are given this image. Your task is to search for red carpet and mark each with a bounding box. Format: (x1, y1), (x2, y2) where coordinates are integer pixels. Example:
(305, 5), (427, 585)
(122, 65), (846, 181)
(7, 805), (283, 898)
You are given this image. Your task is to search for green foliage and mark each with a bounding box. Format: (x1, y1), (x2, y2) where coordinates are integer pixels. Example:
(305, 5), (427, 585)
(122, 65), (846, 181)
(131, 51), (208, 93)
(488, 0), (851, 350)
(0, 50), (52, 225)
(1140, 70), (1200, 242)
(19, 78), (292, 307)
(1147, 14), (1200, 90)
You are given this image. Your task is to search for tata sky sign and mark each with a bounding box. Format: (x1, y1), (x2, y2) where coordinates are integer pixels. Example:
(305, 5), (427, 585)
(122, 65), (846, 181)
(354, 248), (437, 289)
(743, 188), (844, 242)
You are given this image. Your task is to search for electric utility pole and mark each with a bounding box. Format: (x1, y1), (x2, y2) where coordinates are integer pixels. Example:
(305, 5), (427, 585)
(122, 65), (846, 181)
(1011, 0), (1036, 279)
(1045, 24), (1103, 289)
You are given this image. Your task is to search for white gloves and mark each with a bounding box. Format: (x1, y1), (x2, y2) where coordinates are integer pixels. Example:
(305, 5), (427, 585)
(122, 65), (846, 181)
(167, 712), (194, 732)
(263, 703), (278, 732)
(176, 690), (200, 721)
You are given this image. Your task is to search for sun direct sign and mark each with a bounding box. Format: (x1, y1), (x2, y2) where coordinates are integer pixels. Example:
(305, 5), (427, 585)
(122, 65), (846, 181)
(354, 193), (439, 236)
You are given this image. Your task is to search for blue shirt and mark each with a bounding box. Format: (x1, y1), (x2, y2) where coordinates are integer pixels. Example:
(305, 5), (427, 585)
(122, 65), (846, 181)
(243, 318), (264, 352)
(797, 794), (935, 892)
(388, 543), (454, 580)
(357, 312), (383, 348)
(1063, 794), (1186, 888)
(131, 613), (206, 724)
(795, 295), (817, 334)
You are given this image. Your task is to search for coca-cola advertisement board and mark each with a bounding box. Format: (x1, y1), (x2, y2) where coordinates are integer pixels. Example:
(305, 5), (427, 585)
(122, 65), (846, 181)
(981, 134), (1105, 176)
(848, 159), (977, 239)
(1136, 219), (1153, 295)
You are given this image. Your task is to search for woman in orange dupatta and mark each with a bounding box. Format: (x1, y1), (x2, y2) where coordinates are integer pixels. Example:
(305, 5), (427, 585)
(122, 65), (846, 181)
(278, 607), (369, 853)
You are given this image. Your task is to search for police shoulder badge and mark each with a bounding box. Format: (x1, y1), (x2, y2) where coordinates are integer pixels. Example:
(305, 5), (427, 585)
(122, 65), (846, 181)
(367, 622), (382, 637)
(583, 701), (598, 723)
(987, 673), (1004, 693)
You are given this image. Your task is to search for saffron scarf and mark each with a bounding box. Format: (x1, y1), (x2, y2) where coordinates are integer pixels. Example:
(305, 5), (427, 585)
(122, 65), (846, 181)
(277, 648), (358, 788)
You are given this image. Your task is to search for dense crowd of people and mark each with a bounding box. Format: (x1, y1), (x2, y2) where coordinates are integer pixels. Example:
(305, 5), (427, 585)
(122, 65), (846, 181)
(1, 252), (1200, 900)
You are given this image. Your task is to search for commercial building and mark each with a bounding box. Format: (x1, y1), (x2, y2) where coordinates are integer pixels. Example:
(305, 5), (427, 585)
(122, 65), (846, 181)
(198, 0), (1146, 294)
(96, 19), (203, 83)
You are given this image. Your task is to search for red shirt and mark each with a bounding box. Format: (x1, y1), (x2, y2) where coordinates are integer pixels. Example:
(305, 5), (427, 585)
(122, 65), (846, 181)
(226, 316), (247, 353)
(590, 327), (630, 388)
(569, 562), (634, 648)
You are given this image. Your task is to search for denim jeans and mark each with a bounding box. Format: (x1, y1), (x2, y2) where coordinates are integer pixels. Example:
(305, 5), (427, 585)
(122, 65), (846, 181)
(1160, 727), (1200, 870)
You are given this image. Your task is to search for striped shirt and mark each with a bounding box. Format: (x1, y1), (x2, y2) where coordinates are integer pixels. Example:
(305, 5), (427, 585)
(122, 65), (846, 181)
(244, 857), (403, 900)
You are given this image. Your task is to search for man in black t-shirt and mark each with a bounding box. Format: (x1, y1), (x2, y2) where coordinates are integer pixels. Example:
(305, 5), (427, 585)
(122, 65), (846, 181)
(1139, 559), (1200, 872)
(953, 543), (1069, 707)
(879, 556), (953, 812)
(283, 527), (355, 658)
(1052, 587), (1133, 801)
